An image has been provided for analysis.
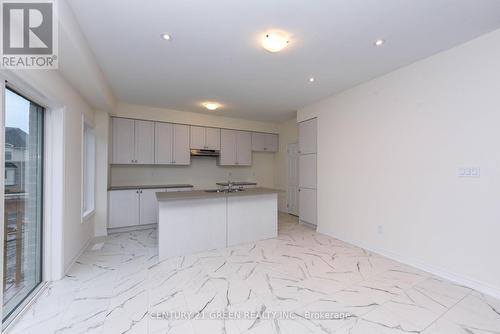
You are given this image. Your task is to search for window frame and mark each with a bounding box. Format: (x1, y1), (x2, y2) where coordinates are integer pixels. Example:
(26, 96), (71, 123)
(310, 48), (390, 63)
(81, 117), (96, 222)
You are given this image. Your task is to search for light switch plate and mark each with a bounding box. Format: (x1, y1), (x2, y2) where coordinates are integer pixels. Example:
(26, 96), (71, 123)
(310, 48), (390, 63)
(456, 167), (480, 178)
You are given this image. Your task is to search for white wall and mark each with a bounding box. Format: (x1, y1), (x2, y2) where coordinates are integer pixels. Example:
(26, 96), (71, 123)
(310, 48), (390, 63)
(298, 28), (500, 298)
(274, 118), (298, 212)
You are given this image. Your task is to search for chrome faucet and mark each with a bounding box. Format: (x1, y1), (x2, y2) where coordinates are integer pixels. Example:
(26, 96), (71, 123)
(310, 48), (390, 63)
(227, 181), (234, 192)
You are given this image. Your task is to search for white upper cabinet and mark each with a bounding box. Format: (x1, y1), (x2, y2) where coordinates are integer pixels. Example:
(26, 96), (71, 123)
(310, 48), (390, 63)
(190, 126), (221, 150)
(236, 131), (252, 165)
(112, 118), (154, 164)
(220, 129), (252, 166)
(190, 126), (206, 150)
(155, 122), (174, 164)
(220, 129), (237, 165)
(205, 127), (221, 150)
(134, 120), (155, 164)
(155, 122), (190, 165)
(112, 118), (135, 164)
(251, 132), (278, 152)
(172, 124), (190, 165)
(299, 118), (317, 154)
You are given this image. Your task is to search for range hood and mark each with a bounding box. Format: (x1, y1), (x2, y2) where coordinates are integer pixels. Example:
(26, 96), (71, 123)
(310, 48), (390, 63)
(190, 149), (220, 157)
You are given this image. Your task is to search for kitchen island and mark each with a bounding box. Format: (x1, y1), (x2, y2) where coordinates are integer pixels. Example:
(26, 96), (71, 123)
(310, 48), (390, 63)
(156, 187), (279, 260)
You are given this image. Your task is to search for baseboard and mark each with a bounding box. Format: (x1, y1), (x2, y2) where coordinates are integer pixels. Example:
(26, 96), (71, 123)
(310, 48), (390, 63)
(64, 237), (91, 276)
(108, 223), (157, 234)
(317, 228), (500, 300)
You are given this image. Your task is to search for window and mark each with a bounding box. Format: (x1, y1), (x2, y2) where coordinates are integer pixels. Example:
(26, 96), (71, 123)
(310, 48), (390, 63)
(82, 121), (95, 220)
(5, 151), (12, 161)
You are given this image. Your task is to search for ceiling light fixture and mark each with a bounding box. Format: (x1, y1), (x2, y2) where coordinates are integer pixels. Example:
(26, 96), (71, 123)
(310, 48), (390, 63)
(161, 33), (171, 41)
(374, 39), (385, 46)
(202, 102), (221, 111)
(309, 77), (315, 83)
(262, 31), (290, 53)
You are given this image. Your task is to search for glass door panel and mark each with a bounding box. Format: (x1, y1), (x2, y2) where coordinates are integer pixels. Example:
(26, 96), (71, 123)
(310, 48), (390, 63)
(3, 88), (43, 322)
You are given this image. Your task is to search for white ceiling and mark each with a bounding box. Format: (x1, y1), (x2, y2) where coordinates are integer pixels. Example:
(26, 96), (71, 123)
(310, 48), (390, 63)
(67, 0), (500, 122)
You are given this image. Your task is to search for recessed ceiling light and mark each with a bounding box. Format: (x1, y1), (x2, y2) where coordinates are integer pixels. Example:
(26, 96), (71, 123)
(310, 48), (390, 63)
(374, 39), (385, 46)
(202, 102), (221, 111)
(262, 31), (290, 53)
(309, 77), (315, 83)
(161, 33), (171, 41)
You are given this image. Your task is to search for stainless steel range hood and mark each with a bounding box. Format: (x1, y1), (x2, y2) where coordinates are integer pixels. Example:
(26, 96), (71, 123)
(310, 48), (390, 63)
(190, 149), (220, 157)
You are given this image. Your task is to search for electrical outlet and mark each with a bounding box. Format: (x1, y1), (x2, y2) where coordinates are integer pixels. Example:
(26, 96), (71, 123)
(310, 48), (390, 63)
(377, 225), (383, 234)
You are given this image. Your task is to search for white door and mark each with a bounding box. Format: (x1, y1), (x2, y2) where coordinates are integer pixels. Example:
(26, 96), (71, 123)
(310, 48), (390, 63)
(220, 129), (237, 165)
(172, 124), (190, 165)
(287, 143), (299, 216)
(299, 118), (317, 154)
(299, 188), (317, 225)
(155, 122), (173, 164)
(265, 133), (279, 152)
(205, 127), (221, 150)
(139, 189), (160, 225)
(299, 154), (317, 189)
(236, 131), (252, 165)
(112, 118), (135, 164)
(190, 126), (206, 149)
(108, 190), (139, 228)
(134, 120), (155, 164)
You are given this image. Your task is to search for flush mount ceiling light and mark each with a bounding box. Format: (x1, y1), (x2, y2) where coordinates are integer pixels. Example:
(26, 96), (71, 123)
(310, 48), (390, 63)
(161, 33), (171, 41)
(374, 39), (385, 46)
(309, 77), (315, 83)
(202, 102), (221, 111)
(262, 31), (290, 53)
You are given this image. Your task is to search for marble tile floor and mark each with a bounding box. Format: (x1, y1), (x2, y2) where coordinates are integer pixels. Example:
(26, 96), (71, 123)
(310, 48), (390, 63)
(8, 213), (500, 334)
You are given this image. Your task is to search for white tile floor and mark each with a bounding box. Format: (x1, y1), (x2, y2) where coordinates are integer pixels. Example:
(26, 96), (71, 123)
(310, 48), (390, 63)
(9, 213), (500, 334)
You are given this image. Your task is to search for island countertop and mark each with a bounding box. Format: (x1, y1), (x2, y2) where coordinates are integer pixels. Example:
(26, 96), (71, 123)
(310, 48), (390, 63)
(156, 187), (280, 202)
(108, 184), (193, 191)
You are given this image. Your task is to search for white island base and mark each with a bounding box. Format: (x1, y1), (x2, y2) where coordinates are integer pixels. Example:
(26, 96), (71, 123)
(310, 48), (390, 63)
(157, 190), (278, 260)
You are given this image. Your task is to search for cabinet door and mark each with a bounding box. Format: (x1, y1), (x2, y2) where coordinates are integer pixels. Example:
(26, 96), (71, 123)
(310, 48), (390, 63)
(299, 154), (317, 189)
(108, 190), (139, 228)
(251, 132), (266, 151)
(172, 124), (190, 165)
(220, 129), (237, 165)
(265, 133), (279, 152)
(236, 131), (252, 166)
(155, 122), (173, 164)
(134, 120), (155, 164)
(190, 126), (206, 149)
(112, 118), (135, 164)
(299, 118), (317, 154)
(139, 189), (159, 225)
(299, 188), (317, 225)
(205, 127), (221, 150)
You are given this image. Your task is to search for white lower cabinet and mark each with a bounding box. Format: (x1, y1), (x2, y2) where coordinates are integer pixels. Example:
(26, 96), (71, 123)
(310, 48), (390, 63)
(299, 188), (317, 225)
(108, 188), (167, 228)
(108, 190), (140, 228)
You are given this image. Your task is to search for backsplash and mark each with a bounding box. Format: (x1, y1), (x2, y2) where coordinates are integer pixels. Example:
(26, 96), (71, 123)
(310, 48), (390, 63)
(110, 152), (275, 190)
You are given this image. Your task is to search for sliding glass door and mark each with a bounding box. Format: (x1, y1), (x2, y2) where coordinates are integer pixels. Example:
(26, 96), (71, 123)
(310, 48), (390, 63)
(3, 88), (44, 322)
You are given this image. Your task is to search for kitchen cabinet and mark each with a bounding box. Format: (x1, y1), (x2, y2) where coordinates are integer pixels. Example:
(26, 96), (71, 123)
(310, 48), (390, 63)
(251, 132), (279, 152)
(108, 190), (140, 228)
(190, 126), (220, 150)
(299, 188), (317, 225)
(155, 122), (190, 165)
(220, 129), (252, 166)
(299, 154), (317, 189)
(112, 118), (154, 164)
(108, 188), (172, 228)
(298, 118), (317, 154)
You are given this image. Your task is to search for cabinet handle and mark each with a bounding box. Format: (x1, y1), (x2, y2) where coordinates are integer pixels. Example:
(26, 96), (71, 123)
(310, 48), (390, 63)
(298, 188), (301, 192)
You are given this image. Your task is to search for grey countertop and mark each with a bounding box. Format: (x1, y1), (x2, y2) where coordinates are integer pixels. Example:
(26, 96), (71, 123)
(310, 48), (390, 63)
(108, 184), (193, 191)
(156, 187), (280, 202)
(215, 181), (258, 186)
